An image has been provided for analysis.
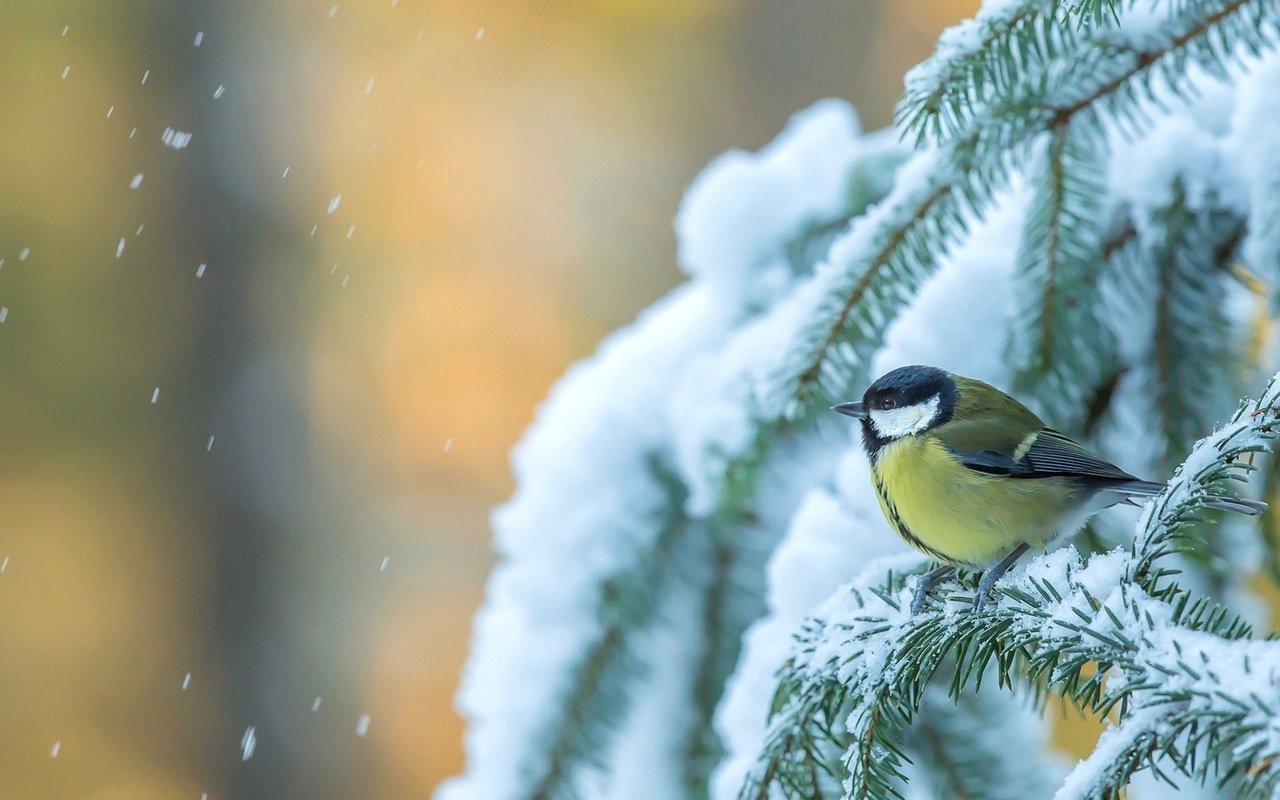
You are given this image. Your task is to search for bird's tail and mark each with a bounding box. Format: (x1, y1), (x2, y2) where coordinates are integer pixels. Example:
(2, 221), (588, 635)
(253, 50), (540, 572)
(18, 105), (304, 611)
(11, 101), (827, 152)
(1115, 479), (1268, 516)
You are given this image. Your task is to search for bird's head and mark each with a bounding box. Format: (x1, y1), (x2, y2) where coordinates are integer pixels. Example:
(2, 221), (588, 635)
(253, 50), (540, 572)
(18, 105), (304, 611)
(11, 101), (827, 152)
(832, 365), (957, 448)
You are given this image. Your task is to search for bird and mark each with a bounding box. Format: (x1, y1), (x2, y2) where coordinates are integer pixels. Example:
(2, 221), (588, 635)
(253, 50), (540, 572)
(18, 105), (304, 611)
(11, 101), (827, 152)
(832, 365), (1267, 614)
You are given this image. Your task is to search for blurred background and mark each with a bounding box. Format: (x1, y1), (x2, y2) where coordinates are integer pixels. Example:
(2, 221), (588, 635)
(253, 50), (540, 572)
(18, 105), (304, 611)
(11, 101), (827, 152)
(0, 1), (976, 797)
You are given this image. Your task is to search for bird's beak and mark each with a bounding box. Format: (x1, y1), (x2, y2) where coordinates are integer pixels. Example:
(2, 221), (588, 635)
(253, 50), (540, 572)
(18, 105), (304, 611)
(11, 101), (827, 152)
(831, 400), (866, 419)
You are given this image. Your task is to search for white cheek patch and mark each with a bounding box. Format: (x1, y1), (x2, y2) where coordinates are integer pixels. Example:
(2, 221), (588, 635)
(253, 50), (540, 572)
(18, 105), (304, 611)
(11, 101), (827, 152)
(870, 396), (940, 438)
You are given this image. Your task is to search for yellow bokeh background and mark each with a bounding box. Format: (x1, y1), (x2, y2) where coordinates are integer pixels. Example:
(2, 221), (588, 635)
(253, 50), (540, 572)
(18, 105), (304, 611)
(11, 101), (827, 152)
(0, 1), (982, 797)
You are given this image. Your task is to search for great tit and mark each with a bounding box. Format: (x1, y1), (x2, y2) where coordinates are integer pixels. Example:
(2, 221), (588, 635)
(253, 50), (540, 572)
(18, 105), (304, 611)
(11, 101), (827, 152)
(833, 365), (1267, 614)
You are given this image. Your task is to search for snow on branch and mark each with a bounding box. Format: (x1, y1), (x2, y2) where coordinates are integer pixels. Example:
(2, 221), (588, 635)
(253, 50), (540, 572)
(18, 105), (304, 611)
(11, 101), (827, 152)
(1128, 375), (1279, 581)
(699, 61), (1227, 511)
(958, 0), (1280, 168)
(1008, 123), (1113, 429)
(1146, 195), (1243, 472)
(744, 373), (1280, 800)
(897, 0), (1117, 145)
(447, 3), (1280, 798)
(762, 149), (970, 424)
(696, 4), (1280, 795)
(1098, 105), (1253, 478)
(442, 288), (724, 800)
(691, 0), (1280, 508)
(442, 102), (883, 800)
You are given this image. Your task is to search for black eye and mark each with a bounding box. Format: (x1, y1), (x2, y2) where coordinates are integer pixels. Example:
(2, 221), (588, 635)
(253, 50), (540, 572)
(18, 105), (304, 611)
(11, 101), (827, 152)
(880, 397), (896, 410)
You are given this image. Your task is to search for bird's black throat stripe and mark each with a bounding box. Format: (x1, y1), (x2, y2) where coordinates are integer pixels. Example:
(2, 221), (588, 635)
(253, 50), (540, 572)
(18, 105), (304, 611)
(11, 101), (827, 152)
(872, 475), (953, 565)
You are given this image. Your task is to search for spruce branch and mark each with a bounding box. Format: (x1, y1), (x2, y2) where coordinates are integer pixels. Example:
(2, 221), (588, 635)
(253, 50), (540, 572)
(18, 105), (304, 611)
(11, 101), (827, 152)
(959, 0), (1280, 169)
(452, 3), (1280, 798)
(744, 373), (1280, 800)
(682, 519), (774, 797)
(742, 622), (889, 800)
(907, 686), (1064, 799)
(462, 128), (909, 800)
(1062, 162), (1258, 593)
(1147, 191), (1246, 474)
(1009, 122), (1113, 428)
(528, 467), (693, 800)
(1140, 194), (1249, 598)
(772, 154), (960, 419)
(786, 148), (906, 279)
(1128, 378), (1279, 586)
(671, 147), (910, 797)
(1074, 0), (1121, 27)
(718, 6), (1280, 787)
(899, 0), (1280, 153)
(775, 0), (1280, 430)
(897, 0), (1122, 146)
(1051, 707), (1164, 800)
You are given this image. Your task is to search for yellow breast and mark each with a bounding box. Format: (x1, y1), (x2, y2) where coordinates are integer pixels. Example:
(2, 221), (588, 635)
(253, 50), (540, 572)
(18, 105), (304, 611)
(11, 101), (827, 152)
(871, 435), (1076, 568)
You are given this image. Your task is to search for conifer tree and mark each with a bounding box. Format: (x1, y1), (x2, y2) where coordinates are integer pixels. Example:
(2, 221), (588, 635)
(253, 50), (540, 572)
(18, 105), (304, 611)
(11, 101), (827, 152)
(442, 2), (1280, 798)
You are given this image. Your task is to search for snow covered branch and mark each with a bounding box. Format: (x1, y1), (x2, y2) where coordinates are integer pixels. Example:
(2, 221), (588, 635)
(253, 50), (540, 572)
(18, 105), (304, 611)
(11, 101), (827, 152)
(726, 0), (1280, 452)
(1008, 123), (1112, 428)
(447, 2), (1280, 798)
(745, 373), (1280, 800)
(897, 0), (1119, 145)
(442, 103), (901, 800)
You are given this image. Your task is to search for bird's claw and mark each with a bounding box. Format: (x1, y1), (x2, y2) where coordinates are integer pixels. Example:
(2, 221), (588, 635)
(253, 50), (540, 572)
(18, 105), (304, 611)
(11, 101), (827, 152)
(910, 565), (955, 616)
(973, 574), (1002, 612)
(910, 585), (930, 616)
(970, 542), (1029, 613)
(972, 589), (998, 613)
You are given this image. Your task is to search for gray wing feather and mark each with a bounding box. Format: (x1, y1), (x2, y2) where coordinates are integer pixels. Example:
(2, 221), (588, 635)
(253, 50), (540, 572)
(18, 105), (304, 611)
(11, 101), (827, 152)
(946, 430), (1268, 515)
(947, 428), (1137, 483)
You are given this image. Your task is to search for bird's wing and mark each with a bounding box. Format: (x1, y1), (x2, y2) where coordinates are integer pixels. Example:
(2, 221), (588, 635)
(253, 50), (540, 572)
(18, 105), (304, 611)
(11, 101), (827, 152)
(938, 427), (1138, 482)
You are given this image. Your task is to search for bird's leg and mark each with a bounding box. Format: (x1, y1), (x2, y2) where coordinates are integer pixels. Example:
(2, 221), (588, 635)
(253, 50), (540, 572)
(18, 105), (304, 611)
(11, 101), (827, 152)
(973, 543), (1030, 612)
(910, 564), (955, 615)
